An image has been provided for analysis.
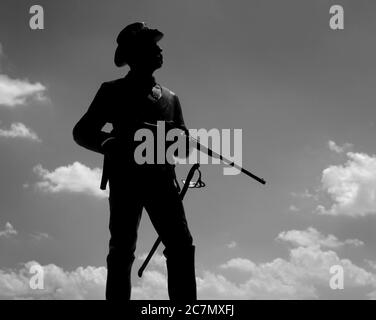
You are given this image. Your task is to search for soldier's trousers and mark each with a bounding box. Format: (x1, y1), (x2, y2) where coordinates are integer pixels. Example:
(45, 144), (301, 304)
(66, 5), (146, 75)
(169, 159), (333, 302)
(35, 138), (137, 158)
(105, 165), (197, 300)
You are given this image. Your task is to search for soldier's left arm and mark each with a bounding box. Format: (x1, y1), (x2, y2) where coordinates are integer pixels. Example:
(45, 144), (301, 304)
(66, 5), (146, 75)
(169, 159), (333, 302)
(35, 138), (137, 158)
(73, 83), (112, 154)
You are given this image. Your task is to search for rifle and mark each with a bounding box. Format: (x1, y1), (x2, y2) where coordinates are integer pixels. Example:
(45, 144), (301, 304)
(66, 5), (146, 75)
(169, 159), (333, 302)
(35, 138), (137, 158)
(138, 123), (265, 277)
(142, 121), (266, 185)
(185, 134), (265, 185)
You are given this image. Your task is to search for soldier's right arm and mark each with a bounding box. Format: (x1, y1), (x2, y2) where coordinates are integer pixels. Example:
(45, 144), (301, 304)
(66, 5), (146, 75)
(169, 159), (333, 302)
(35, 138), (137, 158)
(73, 83), (112, 154)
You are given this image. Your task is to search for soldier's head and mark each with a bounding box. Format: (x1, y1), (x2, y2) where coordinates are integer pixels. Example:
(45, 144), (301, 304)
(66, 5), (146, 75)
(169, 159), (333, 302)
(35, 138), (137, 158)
(114, 22), (164, 72)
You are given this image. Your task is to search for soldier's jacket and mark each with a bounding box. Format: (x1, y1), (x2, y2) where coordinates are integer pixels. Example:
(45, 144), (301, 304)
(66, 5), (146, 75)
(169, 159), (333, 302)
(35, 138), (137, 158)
(73, 72), (187, 155)
(73, 72), (188, 189)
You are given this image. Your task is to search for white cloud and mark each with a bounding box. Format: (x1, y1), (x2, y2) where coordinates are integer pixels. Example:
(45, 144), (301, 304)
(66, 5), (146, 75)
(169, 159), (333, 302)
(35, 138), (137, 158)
(132, 270), (169, 300)
(199, 249), (371, 299)
(0, 260), (167, 300)
(30, 232), (50, 241)
(367, 290), (376, 300)
(289, 205), (299, 212)
(318, 151), (376, 217)
(366, 260), (376, 270)
(138, 253), (166, 269)
(0, 261), (106, 300)
(0, 44), (46, 107)
(133, 229), (375, 300)
(127, 254), (169, 299)
(226, 241), (237, 249)
(328, 140), (353, 154)
(276, 227), (363, 248)
(0, 222), (17, 238)
(0, 122), (41, 142)
(202, 245), (375, 299)
(1, 230), (375, 300)
(220, 258), (256, 272)
(33, 162), (108, 198)
(291, 189), (318, 201)
(0, 74), (47, 107)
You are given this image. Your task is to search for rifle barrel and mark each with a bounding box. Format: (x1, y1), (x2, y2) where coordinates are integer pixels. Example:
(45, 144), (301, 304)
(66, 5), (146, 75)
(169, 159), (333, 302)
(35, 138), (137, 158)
(188, 136), (266, 185)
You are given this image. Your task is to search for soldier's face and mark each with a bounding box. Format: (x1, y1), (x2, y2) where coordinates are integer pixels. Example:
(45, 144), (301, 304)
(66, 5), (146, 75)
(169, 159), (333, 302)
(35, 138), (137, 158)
(130, 41), (163, 72)
(149, 42), (163, 69)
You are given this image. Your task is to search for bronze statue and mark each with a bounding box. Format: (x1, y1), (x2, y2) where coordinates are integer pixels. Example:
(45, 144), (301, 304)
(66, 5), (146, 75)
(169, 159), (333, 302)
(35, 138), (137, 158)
(73, 22), (197, 301)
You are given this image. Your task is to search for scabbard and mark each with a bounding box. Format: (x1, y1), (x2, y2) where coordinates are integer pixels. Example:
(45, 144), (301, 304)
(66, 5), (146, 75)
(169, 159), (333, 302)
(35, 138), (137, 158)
(137, 163), (200, 278)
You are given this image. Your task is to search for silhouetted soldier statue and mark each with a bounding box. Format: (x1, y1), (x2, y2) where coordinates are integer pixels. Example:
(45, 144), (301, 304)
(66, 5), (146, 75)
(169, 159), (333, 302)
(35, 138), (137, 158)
(73, 22), (197, 300)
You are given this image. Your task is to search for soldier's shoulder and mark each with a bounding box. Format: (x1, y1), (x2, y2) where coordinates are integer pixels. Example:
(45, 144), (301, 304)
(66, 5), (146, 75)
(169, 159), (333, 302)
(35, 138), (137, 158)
(101, 77), (126, 88)
(160, 85), (177, 98)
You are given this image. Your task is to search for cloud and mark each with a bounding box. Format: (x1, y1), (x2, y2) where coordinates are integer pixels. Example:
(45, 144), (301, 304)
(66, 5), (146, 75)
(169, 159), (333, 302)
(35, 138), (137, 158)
(226, 241), (237, 249)
(1, 230), (375, 300)
(276, 227), (363, 248)
(30, 232), (50, 241)
(220, 258), (256, 272)
(291, 189), (318, 201)
(202, 246), (375, 299)
(367, 290), (376, 300)
(318, 151), (376, 217)
(201, 246), (374, 299)
(0, 261), (106, 300)
(0, 74), (47, 107)
(131, 253), (169, 299)
(328, 141), (353, 154)
(33, 162), (108, 198)
(137, 253), (166, 269)
(0, 258), (166, 300)
(289, 205), (299, 212)
(365, 260), (376, 272)
(132, 270), (169, 300)
(134, 229), (375, 300)
(0, 44), (47, 108)
(0, 122), (41, 142)
(0, 222), (17, 238)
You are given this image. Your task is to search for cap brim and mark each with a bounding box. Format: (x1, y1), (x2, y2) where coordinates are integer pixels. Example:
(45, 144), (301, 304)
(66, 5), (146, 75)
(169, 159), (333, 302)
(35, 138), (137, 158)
(149, 29), (164, 42)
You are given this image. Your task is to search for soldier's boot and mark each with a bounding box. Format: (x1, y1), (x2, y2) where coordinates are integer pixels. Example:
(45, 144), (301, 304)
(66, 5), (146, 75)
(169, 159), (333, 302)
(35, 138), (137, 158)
(106, 249), (134, 300)
(164, 245), (197, 301)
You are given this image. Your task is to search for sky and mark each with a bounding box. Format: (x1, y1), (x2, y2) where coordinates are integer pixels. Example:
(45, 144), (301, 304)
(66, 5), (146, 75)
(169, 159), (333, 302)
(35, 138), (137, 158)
(1, 0), (376, 299)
